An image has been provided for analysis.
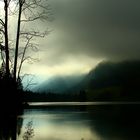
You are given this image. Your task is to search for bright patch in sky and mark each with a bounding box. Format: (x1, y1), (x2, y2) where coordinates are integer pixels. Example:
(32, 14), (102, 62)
(22, 57), (103, 80)
(0, 2), (4, 16)
(0, 1), (16, 13)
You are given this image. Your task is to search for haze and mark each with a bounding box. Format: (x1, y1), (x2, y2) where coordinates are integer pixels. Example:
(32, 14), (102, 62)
(21, 0), (140, 83)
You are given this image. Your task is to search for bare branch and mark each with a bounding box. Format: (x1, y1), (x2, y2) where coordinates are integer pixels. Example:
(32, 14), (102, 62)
(22, 56), (39, 64)
(0, 44), (5, 51)
(21, 74), (37, 90)
(9, 2), (19, 16)
(0, 29), (5, 35)
(21, 13), (46, 22)
(0, 19), (5, 27)
(0, 50), (5, 65)
(29, 43), (39, 52)
(21, 0), (52, 23)
(17, 36), (33, 78)
(20, 30), (49, 37)
(22, 1), (37, 11)
(7, 0), (12, 6)
(0, 0), (52, 80)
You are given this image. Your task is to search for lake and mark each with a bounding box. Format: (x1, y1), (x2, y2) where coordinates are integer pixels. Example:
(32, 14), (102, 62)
(15, 102), (140, 140)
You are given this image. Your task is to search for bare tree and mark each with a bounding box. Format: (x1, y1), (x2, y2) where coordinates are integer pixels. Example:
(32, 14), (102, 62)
(0, 0), (11, 78)
(13, 0), (24, 81)
(0, 0), (51, 84)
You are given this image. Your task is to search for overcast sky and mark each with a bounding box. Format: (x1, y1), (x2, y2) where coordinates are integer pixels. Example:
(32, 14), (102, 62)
(22, 0), (140, 82)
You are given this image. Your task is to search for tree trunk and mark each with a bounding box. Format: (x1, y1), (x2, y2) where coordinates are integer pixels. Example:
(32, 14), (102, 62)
(14, 3), (22, 81)
(4, 0), (10, 77)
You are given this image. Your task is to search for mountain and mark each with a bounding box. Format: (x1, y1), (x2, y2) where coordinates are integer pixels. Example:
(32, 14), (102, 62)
(33, 60), (140, 101)
(34, 74), (86, 93)
(86, 60), (140, 88)
(84, 60), (140, 101)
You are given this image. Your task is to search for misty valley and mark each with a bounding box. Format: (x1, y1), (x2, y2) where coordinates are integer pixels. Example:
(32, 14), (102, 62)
(17, 61), (140, 140)
(25, 61), (140, 102)
(1, 61), (140, 140)
(15, 61), (140, 139)
(1, 0), (140, 139)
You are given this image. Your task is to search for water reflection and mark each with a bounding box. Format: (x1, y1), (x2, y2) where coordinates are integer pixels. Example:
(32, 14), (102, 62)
(0, 115), (23, 140)
(23, 121), (34, 140)
(89, 105), (140, 140)
(17, 104), (140, 140)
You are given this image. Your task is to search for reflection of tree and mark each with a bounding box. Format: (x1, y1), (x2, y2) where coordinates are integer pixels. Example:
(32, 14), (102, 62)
(23, 121), (34, 140)
(0, 115), (23, 140)
(89, 105), (140, 140)
(17, 116), (24, 137)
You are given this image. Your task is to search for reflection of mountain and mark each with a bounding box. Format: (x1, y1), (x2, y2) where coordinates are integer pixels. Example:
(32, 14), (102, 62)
(89, 105), (140, 140)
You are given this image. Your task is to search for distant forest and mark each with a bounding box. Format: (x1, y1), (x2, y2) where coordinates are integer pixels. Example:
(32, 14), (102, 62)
(23, 90), (86, 102)
(24, 60), (140, 102)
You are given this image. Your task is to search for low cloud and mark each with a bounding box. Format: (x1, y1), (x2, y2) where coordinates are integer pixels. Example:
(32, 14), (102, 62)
(44, 0), (140, 63)
(23, 0), (140, 78)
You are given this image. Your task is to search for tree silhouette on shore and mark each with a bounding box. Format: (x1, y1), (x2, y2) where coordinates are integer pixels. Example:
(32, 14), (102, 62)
(0, 0), (51, 114)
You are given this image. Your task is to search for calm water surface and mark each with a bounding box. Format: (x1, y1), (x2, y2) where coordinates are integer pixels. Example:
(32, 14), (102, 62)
(17, 102), (140, 140)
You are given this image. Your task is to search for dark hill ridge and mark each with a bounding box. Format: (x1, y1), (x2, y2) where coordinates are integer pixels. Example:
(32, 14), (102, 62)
(85, 60), (140, 101)
(33, 60), (140, 101)
(87, 60), (140, 89)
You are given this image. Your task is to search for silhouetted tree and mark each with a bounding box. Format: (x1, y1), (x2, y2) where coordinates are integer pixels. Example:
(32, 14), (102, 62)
(0, 0), (51, 82)
(0, 0), (51, 114)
